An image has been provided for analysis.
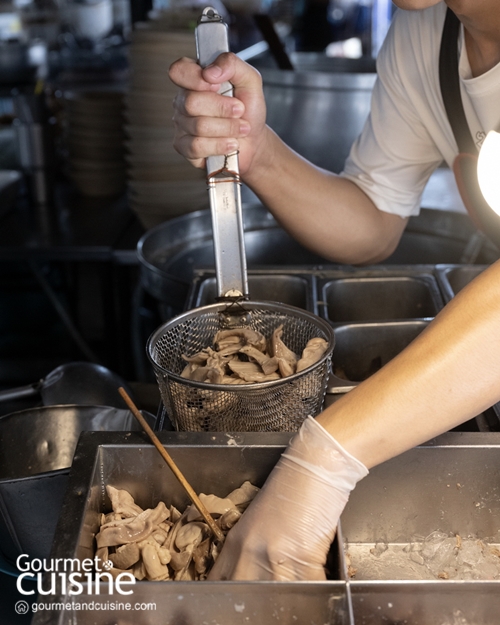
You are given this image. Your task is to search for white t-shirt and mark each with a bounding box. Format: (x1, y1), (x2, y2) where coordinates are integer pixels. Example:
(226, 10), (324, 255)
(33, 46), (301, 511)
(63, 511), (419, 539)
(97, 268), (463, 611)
(340, 2), (500, 218)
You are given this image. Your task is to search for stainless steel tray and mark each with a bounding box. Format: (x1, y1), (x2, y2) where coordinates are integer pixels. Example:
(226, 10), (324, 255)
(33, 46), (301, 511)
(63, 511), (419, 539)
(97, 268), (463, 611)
(319, 274), (442, 323)
(182, 265), (499, 432)
(330, 320), (429, 382)
(34, 431), (350, 625)
(436, 263), (489, 302)
(34, 432), (500, 625)
(339, 432), (500, 624)
(187, 268), (317, 313)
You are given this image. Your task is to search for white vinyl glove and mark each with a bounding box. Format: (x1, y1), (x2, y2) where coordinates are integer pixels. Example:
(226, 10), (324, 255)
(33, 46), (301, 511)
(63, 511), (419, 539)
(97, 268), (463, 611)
(208, 416), (368, 581)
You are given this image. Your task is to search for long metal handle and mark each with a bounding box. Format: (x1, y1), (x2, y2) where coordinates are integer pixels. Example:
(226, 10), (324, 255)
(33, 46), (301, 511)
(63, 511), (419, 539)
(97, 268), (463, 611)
(195, 7), (248, 300)
(0, 383), (39, 404)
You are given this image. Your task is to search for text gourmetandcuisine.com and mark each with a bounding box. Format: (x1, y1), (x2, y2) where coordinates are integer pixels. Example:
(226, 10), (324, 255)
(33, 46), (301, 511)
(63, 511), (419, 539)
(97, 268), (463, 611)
(30, 601), (157, 613)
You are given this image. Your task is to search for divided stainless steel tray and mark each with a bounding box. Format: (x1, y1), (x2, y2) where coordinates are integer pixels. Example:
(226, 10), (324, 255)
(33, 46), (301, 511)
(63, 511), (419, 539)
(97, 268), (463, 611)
(185, 265), (500, 431)
(340, 432), (500, 624)
(34, 431), (500, 625)
(435, 263), (488, 302)
(187, 265), (441, 389)
(34, 431), (350, 625)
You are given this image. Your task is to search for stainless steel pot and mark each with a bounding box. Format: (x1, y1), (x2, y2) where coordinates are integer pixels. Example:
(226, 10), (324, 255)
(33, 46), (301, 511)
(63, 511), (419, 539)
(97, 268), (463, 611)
(261, 68), (376, 174)
(137, 204), (327, 308)
(0, 405), (155, 564)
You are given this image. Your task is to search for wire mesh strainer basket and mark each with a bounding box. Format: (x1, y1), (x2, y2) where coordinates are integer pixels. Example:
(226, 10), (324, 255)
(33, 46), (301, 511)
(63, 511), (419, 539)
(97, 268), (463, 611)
(147, 301), (334, 432)
(147, 9), (334, 432)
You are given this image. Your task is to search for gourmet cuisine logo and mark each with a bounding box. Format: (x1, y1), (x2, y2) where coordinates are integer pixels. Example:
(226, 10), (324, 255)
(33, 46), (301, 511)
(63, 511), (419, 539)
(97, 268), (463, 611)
(16, 555), (136, 596)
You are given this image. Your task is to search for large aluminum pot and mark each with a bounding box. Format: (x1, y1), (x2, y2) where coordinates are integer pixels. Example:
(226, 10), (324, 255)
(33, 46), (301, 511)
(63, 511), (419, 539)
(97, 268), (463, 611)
(244, 51), (377, 174)
(0, 405), (154, 565)
(137, 204), (327, 308)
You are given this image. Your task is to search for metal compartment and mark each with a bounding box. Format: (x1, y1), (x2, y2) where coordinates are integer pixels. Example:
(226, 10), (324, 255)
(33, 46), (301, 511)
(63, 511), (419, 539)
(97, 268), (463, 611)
(321, 275), (443, 323)
(0, 406), (155, 563)
(350, 583), (500, 625)
(37, 431), (351, 625)
(188, 271), (315, 312)
(339, 433), (500, 623)
(330, 321), (429, 382)
(37, 432), (500, 625)
(436, 263), (488, 302)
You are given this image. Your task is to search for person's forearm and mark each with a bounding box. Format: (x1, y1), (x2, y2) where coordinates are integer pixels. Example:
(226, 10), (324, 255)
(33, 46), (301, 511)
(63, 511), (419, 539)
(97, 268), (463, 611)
(317, 259), (500, 468)
(244, 127), (407, 265)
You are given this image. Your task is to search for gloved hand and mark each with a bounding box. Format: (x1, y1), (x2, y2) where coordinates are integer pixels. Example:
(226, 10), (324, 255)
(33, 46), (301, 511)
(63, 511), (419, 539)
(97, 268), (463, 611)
(208, 416), (368, 581)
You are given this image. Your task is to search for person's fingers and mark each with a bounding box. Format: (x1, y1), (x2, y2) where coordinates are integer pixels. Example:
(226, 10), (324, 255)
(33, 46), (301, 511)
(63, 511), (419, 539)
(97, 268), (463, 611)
(169, 53), (265, 174)
(169, 56), (222, 93)
(169, 53), (262, 98)
(201, 52), (263, 98)
(173, 89), (245, 121)
(173, 133), (239, 163)
(175, 111), (250, 139)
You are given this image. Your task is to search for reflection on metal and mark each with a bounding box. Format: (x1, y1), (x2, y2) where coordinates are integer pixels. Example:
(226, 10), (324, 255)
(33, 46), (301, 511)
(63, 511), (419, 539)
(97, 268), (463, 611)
(34, 431), (500, 625)
(0, 405), (155, 562)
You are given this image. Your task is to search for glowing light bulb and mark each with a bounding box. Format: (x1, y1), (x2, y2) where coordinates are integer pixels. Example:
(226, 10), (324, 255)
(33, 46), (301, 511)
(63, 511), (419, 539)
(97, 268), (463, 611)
(477, 130), (500, 216)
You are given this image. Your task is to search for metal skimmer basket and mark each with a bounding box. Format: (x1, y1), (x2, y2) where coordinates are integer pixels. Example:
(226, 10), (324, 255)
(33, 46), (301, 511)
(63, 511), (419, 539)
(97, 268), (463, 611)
(147, 9), (334, 432)
(147, 301), (334, 432)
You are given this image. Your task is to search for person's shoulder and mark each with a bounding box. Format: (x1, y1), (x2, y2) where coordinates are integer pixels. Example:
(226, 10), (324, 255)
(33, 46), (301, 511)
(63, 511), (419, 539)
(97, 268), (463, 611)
(390, 2), (447, 38)
(379, 3), (447, 72)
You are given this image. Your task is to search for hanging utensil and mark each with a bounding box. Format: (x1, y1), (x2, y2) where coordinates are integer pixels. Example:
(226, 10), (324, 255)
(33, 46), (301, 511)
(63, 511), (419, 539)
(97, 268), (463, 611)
(253, 13), (294, 70)
(0, 361), (135, 408)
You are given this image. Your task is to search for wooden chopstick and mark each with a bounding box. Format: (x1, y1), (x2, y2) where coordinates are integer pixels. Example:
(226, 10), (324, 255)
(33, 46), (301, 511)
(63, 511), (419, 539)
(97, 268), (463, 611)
(118, 387), (225, 543)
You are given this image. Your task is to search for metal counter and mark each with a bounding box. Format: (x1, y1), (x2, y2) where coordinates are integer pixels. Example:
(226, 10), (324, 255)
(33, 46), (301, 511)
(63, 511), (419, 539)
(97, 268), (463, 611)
(32, 431), (500, 625)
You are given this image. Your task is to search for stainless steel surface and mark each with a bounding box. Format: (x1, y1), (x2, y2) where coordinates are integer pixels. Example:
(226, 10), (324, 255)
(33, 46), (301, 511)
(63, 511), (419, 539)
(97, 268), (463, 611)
(0, 361), (135, 408)
(137, 205), (498, 310)
(257, 67), (376, 174)
(339, 434), (500, 623)
(0, 405), (155, 562)
(350, 583), (500, 625)
(147, 301), (334, 431)
(196, 7), (248, 298)
(36, 431), (350, 625)
(436, 263), (488, 302)
(331, 321), (429, 382)
(321, 275), (443, 323)
(137, 204), (325, 307)
(189, 271), (315, 312)
(36, 431), (500, 625)
(52, 584), (349, 625)
(249, 50), (377, 73)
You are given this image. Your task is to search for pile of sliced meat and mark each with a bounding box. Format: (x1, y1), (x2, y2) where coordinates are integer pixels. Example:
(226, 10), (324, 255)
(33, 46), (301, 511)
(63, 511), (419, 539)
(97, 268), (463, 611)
(95, 481), (259, 581)
(180, 324), (328, 384)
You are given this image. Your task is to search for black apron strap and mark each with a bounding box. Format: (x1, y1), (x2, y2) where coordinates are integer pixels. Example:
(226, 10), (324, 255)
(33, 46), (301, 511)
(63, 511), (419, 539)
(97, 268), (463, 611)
(439, 7), (478, 155)
(438, 7), (500, 249)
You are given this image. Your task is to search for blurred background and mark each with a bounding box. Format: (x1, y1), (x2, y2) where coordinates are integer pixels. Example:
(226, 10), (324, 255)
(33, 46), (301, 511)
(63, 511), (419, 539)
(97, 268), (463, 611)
(1, 0), (488, 402)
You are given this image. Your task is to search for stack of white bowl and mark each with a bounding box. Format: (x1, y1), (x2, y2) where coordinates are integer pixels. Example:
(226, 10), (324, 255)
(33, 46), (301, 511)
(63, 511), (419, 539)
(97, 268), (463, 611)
(65, 91), (127, 198)
(125, 20), (208, 229)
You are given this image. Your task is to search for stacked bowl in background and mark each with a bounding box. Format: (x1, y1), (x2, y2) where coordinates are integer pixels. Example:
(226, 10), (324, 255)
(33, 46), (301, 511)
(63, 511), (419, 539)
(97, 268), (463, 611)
(125, 20), (208, 229)
(65, 90), (127, 198)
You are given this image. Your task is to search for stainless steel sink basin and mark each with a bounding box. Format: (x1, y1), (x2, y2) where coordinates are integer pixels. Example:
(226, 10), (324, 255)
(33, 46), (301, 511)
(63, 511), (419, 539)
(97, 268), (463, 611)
(35, 431), (500, 625)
